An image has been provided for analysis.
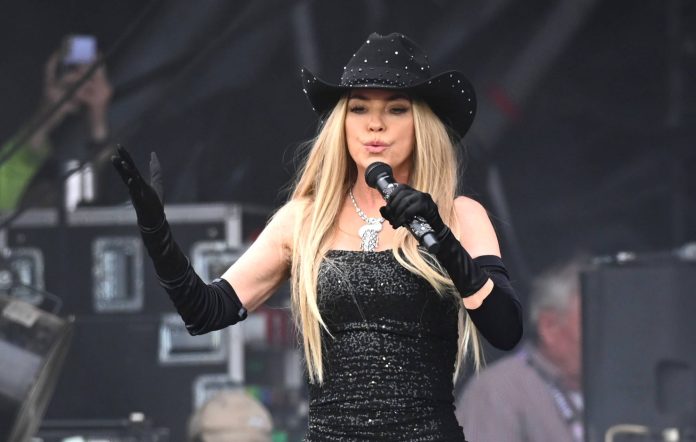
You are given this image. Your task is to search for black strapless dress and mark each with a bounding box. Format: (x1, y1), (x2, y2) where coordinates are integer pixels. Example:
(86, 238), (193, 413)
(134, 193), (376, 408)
(305, 250), (467, 441)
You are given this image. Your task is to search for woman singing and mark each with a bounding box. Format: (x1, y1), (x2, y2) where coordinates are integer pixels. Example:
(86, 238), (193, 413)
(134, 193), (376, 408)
(113, 32), (522, 441)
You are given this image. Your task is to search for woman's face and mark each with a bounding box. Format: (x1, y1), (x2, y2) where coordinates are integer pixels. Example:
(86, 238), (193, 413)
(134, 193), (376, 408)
(345, 88), (415, 179)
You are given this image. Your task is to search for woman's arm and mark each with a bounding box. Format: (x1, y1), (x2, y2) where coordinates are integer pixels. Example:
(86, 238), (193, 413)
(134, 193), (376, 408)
(451, 196), (500, 309)
(451, 196), (522, 350)
(381, 187), (522, 350)
(111, 146), (295, 334)
(222, 200), (298, 311)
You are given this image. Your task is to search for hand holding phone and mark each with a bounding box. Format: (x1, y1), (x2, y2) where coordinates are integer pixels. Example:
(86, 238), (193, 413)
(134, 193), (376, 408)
(38, 35), (111, 140)
(62, 35), (97, 67)
(54, 35), (97, 80)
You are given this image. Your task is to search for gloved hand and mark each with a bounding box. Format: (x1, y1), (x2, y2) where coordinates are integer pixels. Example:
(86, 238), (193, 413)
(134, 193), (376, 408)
(111, 144), (185, 281)
(379, 185), (446, 235)
(110, 145), (247, 334)
(380, 185), (489, 298)
(111, 145), (165, 230)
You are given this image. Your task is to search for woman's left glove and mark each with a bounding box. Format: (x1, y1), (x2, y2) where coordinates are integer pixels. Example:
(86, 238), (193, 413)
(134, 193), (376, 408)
(379, 184), (446, 235)
(379, 185), (489, 298)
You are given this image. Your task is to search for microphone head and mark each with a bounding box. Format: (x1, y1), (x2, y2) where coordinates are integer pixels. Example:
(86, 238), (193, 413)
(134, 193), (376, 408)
(365, 162), (393, 188)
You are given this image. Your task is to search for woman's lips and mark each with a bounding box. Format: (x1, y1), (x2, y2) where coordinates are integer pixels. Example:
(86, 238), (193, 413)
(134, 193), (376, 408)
(364, 142), (388, 153)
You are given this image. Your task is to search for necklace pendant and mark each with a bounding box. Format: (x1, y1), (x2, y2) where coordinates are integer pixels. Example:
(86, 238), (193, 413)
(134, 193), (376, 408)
(358, 221), (382, 252)
(349, 188), (385, 252)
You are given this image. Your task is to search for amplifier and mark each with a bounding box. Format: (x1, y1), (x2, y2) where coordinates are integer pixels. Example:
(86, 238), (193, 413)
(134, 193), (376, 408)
(582, 251), (696, 442)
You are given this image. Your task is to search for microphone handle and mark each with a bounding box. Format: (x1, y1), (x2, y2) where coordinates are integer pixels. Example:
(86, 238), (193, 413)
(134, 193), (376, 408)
(405, 217), (440, 254)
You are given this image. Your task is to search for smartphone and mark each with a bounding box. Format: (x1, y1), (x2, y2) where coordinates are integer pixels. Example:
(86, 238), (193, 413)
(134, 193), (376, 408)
(63, 35), (97, 65)
(58, 35), (97, 75)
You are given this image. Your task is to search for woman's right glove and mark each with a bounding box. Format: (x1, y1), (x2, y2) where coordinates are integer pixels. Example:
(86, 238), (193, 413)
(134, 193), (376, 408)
(111, 145), (165, 230)
(111, 145), (186, 281)
(111, 146), (247, 334)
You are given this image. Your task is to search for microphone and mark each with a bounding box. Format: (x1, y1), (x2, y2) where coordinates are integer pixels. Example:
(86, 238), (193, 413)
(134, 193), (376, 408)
(365, 162), (440, 253)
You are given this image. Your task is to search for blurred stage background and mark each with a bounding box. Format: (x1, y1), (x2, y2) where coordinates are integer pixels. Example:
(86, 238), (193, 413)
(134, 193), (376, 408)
(0, 0), (694, 441)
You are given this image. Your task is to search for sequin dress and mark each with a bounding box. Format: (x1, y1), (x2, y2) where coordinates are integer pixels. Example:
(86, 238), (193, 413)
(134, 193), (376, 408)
(306, 250), (467, 441)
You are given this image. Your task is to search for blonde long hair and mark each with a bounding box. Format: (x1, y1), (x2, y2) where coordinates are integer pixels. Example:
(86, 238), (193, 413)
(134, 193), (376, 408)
(286, 95), (482, 383)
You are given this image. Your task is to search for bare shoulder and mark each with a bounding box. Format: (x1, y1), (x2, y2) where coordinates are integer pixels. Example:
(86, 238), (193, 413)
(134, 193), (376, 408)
(221, 197), (309, 310)
(265, 197), (309, 252)
(452, 196), (501, 258)
(453, 196), (489, 221)
(271, 197), (307, 225)
(274, 197), (308, 218)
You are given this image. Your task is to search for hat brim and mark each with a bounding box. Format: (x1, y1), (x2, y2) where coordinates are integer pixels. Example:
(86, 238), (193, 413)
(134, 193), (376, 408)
(300, 68), (476, 139)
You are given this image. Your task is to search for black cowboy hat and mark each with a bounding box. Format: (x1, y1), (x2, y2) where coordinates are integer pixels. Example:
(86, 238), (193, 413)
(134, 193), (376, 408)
(300, 32), (476, 139)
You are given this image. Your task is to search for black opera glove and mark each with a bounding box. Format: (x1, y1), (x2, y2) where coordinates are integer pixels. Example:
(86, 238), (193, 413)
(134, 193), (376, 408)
(111, 145), (185, 281)
(161, 270), (248, 336)
(380, 185), (489, 298)
(111, 145), (247, 334)
(435, 229), (490, 298)
(111, 145), (165, 229)
(467, 256), (523, 350)
(379, 184), (446, 234)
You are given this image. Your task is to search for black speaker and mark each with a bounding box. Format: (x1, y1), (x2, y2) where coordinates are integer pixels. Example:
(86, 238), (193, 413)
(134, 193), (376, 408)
(582, 253), (696, 442)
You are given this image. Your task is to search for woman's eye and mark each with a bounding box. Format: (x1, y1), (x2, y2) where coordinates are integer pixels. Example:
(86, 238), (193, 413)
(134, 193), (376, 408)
(349, 105), (366, 113)
(390, 106), (409, 114)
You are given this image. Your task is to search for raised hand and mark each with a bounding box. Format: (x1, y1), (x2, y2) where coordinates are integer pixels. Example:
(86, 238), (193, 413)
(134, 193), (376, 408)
(111, 149), (246, 335)
(36, 50), (113, 144)
(111, 145), (165, 229)
(75, 63), (113, 142)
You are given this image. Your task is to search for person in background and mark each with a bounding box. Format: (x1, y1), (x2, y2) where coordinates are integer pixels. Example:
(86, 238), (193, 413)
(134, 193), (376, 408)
(188, 390), (273, 442)
(0, 40), (112, 210)
(455, 258), (584, 442)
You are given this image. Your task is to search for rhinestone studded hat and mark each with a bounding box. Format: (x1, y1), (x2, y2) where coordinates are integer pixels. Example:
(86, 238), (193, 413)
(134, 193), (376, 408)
(300, 32), (477, 139)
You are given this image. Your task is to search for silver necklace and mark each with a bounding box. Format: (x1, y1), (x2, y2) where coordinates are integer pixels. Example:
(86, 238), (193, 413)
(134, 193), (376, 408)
(349, 188), (385, 252)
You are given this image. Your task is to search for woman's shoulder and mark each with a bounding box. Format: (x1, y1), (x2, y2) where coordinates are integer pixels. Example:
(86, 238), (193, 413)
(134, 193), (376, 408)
(273, 196), (310, 223)
(452, 195), (500, 258)
(265, 197), (311, 245)
(453, 195), (488, 219)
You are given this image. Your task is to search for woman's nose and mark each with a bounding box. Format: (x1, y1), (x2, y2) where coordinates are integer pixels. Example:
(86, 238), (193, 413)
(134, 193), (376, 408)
(368, 114), (385, 132)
